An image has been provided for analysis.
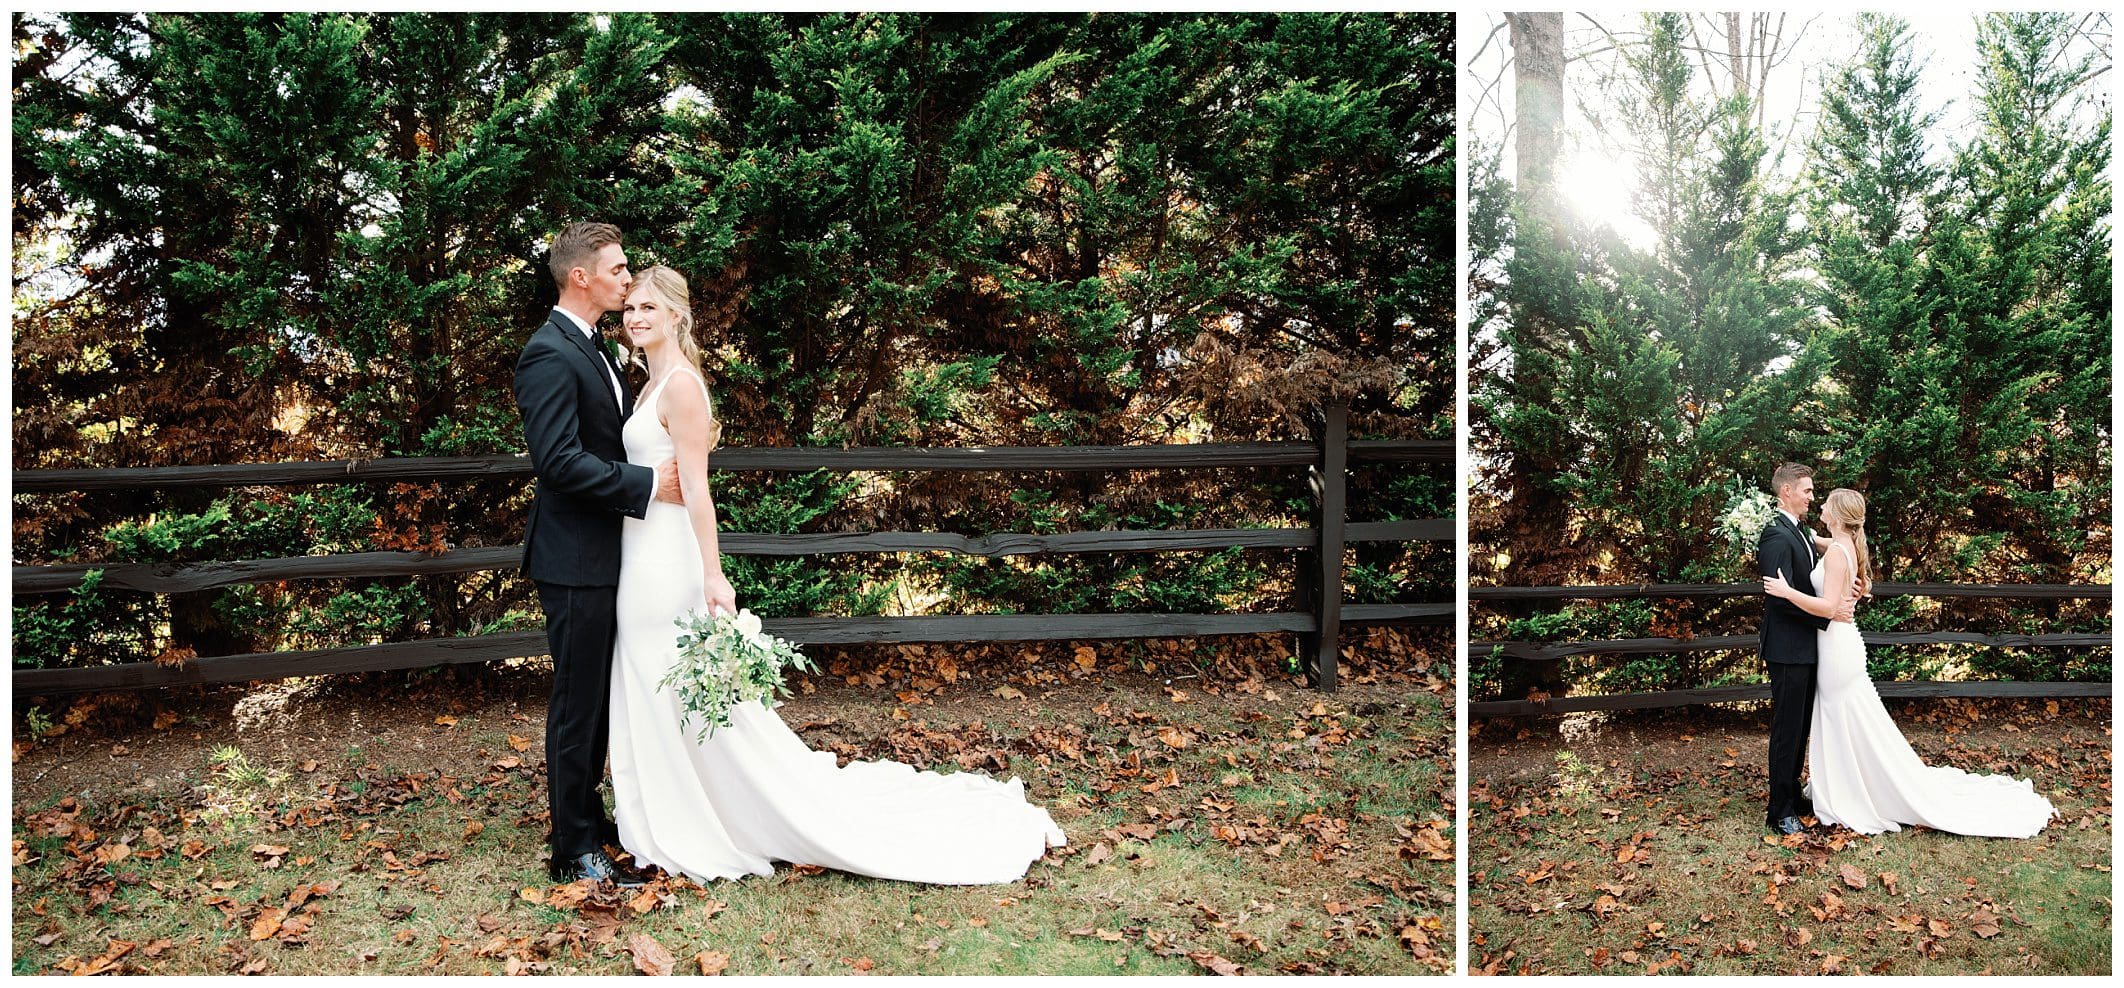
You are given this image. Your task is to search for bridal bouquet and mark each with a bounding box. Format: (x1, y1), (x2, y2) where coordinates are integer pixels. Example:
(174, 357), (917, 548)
(1715, 477), (1781, 555)
(658, 608), (818, 742)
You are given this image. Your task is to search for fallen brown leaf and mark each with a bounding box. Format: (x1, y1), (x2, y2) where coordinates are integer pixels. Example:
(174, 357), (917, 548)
(1188, 950), (1244, 975)
(628, 932), (675, 976)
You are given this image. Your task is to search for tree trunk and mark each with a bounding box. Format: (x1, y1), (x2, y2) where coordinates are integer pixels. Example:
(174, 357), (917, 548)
(1503, 9), (1569, 577)
(1508, 13), (1565, 217)
(1497, 12), (1574, 703)
(1726, 12), (1746, 99)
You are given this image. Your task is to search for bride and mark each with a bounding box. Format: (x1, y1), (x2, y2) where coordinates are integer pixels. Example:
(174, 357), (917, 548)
(1764, 488), (2054, 838)
(605, 265), (1065, 884)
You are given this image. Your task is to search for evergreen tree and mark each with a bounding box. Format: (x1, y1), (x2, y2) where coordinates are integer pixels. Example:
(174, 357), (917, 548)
(1484, 15), (1819, 586)
(12, 13), (1453, 666)
(1804, 13), (1949, 583)
(1936, 12), (2111, 583)
(1471, 12), (2110, 697)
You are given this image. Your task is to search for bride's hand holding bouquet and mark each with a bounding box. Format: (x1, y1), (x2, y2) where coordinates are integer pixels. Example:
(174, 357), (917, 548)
(658, 605), (818, 743)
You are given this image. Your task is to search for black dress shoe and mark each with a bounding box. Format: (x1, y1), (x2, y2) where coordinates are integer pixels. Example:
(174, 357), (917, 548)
(1772, 816), (1806, 836)
(549, 849), (648, 887)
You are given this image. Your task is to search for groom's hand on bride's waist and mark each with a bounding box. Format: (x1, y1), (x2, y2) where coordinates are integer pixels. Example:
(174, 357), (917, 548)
(654, 459), (685, 505)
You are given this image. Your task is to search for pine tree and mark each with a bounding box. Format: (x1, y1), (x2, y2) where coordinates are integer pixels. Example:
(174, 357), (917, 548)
(13, 13), (1453, 664)
(1485, 15), (1819, 586)
(1938, 12), (2111, 583)
(1803, 13), (1948, 582)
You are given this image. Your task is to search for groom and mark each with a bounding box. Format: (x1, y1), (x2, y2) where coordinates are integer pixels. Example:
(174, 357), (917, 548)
(514, 221), (680, 885)
(1758, 462), (1853, 835)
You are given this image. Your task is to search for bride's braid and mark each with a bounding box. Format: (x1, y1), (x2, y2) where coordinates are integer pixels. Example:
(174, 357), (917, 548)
(1823, 488), (1872, 592)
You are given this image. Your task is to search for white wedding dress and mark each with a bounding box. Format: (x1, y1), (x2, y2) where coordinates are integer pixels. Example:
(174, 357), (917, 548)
(1803, 543), (2054, 838)
(607, 368), (1065, 884)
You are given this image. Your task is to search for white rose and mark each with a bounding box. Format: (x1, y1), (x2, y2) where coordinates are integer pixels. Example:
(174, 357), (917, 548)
(733, 609), (764, 639)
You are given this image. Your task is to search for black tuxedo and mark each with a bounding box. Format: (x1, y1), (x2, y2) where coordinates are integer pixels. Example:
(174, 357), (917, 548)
(1759, 514), (1829, 665)
(513, 309), (653, 863)
(1759, 513), (1831, 825)
(515, 312), (652, 585)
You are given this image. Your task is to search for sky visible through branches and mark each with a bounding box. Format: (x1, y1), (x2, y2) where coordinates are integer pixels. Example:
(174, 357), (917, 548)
(1461, 11), (2112, 249)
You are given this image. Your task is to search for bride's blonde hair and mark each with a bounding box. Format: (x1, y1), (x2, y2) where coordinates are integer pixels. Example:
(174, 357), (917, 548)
(625, 265), (701, 372)
(1821, 488), (1872, 592)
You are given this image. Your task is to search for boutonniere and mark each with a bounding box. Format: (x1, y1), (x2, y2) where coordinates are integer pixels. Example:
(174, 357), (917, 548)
(599, 335), (622, 365)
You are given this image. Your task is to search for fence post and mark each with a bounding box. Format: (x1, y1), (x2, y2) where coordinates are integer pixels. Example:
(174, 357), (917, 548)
(1304, 401), (1348, 691)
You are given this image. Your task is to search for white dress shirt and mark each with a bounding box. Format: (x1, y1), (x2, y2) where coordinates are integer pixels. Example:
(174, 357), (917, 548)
(554, 306), (625, 412)
(1778, 508), (1815, 566)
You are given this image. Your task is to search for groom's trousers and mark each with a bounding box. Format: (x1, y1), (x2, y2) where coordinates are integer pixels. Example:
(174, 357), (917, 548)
(536, 581), (620, 862)
(1765, 660), (1817, 824)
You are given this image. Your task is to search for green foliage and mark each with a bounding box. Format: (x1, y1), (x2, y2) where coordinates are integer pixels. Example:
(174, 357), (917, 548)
(919, 496), (1277, 615)
(1474, 12), (2109, 690)
(1849, 594), (1939, 683)
(12, 13), (1451, 664)
(1345, 560), (1409, 604)
(103, 488), (379, 564)
(209, 744), (289, 790)
(11, 571), (160, 670)
(1500, 600), (1657, 648)
(224, 582), (431, 646)
(417, 405), (526, 457)
(660, 610), (820, 743)
(1467, 645), (1508, 702)
(1347, 467), (1447, 605)
(1804, 13), (2111, 586)
(929, 548), (1270, 617)
(714, 472), (890, 619)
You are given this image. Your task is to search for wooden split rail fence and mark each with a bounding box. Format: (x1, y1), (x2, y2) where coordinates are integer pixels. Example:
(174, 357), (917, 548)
(1469, 582), (2112, 717)
(14, 404), (1449, 696)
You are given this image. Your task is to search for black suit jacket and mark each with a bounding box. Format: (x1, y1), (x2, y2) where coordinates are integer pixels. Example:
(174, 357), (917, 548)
(1758, 514), (1830, 664)
(514, 311), (653, 587)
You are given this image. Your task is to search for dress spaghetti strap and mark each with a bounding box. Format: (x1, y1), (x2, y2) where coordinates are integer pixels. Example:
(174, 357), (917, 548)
(646, 367), (714, 417)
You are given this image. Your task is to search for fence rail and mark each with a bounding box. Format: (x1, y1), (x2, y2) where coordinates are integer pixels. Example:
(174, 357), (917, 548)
(13, 521), (1447, 596)
(1469, 679), (2113, 718)
(14, 604), (1454, 698)
(12, 439), (1447, 492)
(14, 405), (1446, 696)
(1471, 582), (2110, 601)
(1471, 581), (2111, 716)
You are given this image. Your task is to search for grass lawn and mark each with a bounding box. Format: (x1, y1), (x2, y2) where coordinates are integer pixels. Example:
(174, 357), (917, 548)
(12, 641), (1450, 975)
(1468, 698), (2112, 976)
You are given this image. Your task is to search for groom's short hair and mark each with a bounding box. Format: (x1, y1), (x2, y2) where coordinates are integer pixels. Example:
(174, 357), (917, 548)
(549, 222), (623, 290)
(1771, 462), (1814, 494)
